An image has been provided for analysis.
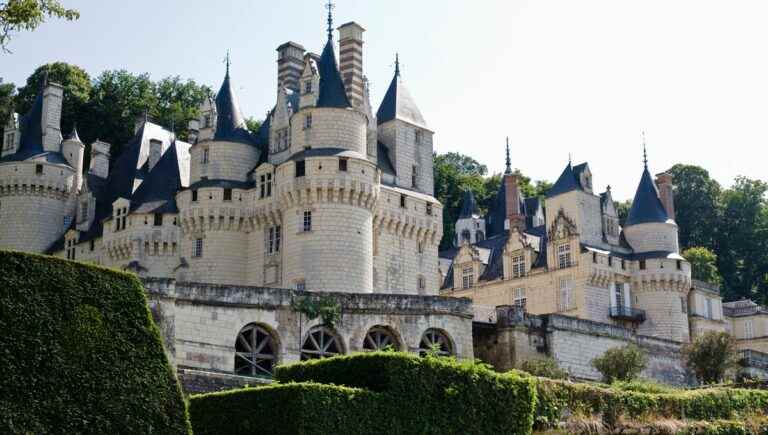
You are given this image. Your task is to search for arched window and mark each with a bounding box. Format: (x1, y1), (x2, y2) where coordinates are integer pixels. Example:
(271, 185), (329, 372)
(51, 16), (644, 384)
(418, 328), (453, 357)
(235, 324), (278, 377)
(363, 326), (400, 352)
(301, 326), (343, 360)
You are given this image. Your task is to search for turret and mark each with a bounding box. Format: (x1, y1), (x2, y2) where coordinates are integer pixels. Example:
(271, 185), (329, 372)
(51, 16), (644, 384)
(376, 55), (434, 195)
(455, 189), (485, 245)
(622, 163), (679, 254)
(62, 125), (85, 190)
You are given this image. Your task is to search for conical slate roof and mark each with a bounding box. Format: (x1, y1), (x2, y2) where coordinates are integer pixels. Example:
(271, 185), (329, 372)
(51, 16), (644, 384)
(626, 167), (669, 226)
(316, 39), (351, 109)
(64, 125), (81, 142)
(459, 190), (480, 218)
(376, 60), (426, 128)
(547, 163), (582, 197)
(213, 67), (257, 145)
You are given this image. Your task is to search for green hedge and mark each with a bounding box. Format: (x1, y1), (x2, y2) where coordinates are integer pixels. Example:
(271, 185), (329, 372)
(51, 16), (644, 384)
(191, 352), (537, 435)
(532, 376), (768, 430)
(0, 251), (190, 434)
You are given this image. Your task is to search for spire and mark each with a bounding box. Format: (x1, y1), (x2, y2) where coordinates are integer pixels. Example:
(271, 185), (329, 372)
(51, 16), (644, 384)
(64, 123), (81, 142)
(224, 50), (231, 76)
(376, 54), (427, 127)
(642, 130), (648, 169)
(316, 22), (351, 108)
(213, 57), (257, 145)
(504, 137), (512, 175)
(395, 53), (400, 78)
(325, 0), (335, 40)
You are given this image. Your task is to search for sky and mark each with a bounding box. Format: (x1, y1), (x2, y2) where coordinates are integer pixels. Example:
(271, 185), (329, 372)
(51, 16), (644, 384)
(3, 0), (768, 200)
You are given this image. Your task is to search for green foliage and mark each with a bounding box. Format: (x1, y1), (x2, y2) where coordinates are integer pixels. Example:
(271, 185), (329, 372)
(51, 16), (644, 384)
(615, 199), (632, 227)
(610, 379), (679, 394)
(290, 295), (342, 327)
(668, 164), (723, 251)
(684, 247), (723, 285)
(532, 376), (768, 430)
(153, 75), (213, 141)
(591, 345), (647, 383)
(0, 78), (14, 125)
(245, 117), (262, 133)
(192, 352), (537, 435)
(0, 250), (191, 433)
(0, 0), (79, 52)
(519, 358), (569, 380)
(683, 331), (740, 384)
(13, 62), (91, 137)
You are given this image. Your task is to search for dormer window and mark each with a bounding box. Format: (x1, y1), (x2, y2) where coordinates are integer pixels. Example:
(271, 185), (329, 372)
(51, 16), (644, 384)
(304, 113), (312, 130)
(304, 80), (313, 94)
(511, 254), (525, 278)
(462, 266), (474, 289)
(557, 243), (572, 269)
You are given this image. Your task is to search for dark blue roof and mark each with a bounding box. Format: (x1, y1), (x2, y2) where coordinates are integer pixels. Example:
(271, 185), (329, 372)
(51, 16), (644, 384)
(1, 91), (68, 165)
(626, 167), (669, 225)
(546, 162), (585, 197)
(459, 189), (479, 218)
(130, 142), (184, 214)
(316, 39), (351, 109)
(64, 125), (81, 142)
(214, 69), (258, 146)
(375, 67), (426, 127)
(188, 178), (254, 190)
(377, 141), (396, 176)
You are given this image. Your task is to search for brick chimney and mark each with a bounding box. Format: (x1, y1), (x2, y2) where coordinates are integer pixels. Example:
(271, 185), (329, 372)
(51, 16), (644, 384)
(276, 41), (305, 93)
(41, 81), (64, 153)
(655, 172), (675, 220)
(504, 173), (525, 232)
(337, 22), (365, 108)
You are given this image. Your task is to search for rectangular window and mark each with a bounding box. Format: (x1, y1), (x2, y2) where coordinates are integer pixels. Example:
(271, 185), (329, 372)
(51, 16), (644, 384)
(339, 158), (348, 172)
(296, 160), (306, 177)
(417, 240), (425, 254)
(296, 280), (306, 291)
(511, 254), (525, 278)
(462, 266), (474, 290)
(223, 188), (232, 201)
(192, 190), (198, 202)
(621, 259), (626, 270)
(614, 283), (624, 308)
(400, 194), (406, 209)
(304, 80), (312, 94)
(193, 238), (203, 258)
(559, 278), (573, 311)
(304, 113), (312, 130)
(608, 256), (613, 267)
(415, 129), (422, 145)
(412, 165), (419, 188)
(153, 213), (163, 226)
(89, 239), (95, 251)
(426, 203), (433, 216)
(677, 260), (682, 270)
(303, 210), (312, 232)
(639, 259), (646, 270)
(418, 276), (426, 291)
(35, 164), (43, 175)
(204, 114), (212, 128)
(706, 298), (713, 319)
(745, 320), (755, 339)
(557, 244), (572, 269)
(514, 288), (527, 310)
(201, 148), (209, 164)
(267, 225), (281, 254)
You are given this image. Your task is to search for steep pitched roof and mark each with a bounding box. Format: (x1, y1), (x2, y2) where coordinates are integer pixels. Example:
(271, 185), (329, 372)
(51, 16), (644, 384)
(213, 68), (258, 145)
(130, 141), (191, 214)
(1, 90), (67, 165)
(375, 64), (427, 128)
(546, 162), (584, 197)
(377, 141), (396, 176)
(316, 39), (351, 109)
(459, 190), (480, 218)
(64, 125), (81, 142)
(626, 167), (669, 226)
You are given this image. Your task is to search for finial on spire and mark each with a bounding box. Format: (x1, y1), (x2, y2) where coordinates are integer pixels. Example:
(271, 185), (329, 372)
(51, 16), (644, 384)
(642, 130), (648, 169)
(568, 152), (572, 165)
(395, 53), (400, 77)
(504, 137), (512, 175)
(224, 50), (231, 76)
(325, 0), (335, 40)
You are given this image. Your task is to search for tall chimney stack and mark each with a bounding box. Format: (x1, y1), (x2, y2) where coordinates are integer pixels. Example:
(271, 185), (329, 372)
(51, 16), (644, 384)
(504, 173), (525, 232)
(338, 22), (365, 108)
(655, 172), (676, 220)
(41, 81), (64, 153)
(276, 42), (306, 93)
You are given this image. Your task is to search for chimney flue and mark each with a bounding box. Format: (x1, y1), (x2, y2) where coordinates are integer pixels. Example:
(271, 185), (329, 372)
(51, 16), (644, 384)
(276, 41), (306, 93)
(504, 173), (525, 232)
(338, 22), (365, 108)
(655, 172), (676, 220)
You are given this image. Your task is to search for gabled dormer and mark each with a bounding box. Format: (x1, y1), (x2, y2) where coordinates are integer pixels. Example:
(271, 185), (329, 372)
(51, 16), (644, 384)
(270, 85), (292, 156)
(600, 186), (620, 245)
(547, 208), (579, 270)
(503, 227), (535, 280)
(299, 53), (319, 109)
(2, 113), (19, 157)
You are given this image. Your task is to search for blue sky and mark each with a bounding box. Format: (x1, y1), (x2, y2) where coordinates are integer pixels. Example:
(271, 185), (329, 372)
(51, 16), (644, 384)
(4, 0), (768, 200)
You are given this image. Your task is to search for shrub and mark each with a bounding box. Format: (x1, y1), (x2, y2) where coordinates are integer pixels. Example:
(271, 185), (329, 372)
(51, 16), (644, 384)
(0, 250), (190, 434)
(519, 358), (569, 380)
(684, 331), (739, 384)
(591, 344), (647, 383)
(191, 352), (537, 435)
(611, 379), (678, 394)
(189, 382), (378, 435)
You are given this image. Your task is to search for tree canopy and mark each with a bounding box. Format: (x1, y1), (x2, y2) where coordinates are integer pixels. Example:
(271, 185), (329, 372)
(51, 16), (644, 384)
(0, 0), (79, 53)
(0, 78), (14, 125)
(682, 247), (722, 286)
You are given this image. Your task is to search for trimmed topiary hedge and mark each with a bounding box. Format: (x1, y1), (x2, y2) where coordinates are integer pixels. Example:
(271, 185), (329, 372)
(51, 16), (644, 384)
(0, 250), (190, 434)
(190, 352), (537, 435)
(532, 376), (768, 430)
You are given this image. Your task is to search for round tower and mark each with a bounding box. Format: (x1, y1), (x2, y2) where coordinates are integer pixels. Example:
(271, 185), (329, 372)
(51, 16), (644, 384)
(61, 126), (85, 190)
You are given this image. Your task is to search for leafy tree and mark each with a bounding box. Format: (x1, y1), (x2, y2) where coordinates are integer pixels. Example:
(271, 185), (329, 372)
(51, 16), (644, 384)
(13, 62), (91, 136)
(0, 78), (14, 125)
(682, 247), (722, 286)
(153, 76), (212, 141)
(683, 331), (739, 384)
(245, 117), (262, 133)
(434, 152), (488, 250)
(519, 358), (568, 380)
(615, 200), (631, 227)
(591, 345), (647, 383)
(0, 0), (79, 52)
(436, 151), (488, 177)
(667, 164), (722, 251)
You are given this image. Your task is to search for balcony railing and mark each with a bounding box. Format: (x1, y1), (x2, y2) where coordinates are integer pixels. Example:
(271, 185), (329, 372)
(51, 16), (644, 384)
(609, 306), (646, 322)
(740, 349), (768, 369)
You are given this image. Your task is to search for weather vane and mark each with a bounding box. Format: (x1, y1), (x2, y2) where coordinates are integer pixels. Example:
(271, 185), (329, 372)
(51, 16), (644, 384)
(325, 0), (335, 40)
(642, 130), (648, 168)
(505, 137), (511, 175)
(394, 53), (400, 77)
(224, 50), (231, 74)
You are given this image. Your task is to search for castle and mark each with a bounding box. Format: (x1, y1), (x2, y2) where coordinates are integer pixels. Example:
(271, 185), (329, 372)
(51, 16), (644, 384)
(2, 6), (766, 388)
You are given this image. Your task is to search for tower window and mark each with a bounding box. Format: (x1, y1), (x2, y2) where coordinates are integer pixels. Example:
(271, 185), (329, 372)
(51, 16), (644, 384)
(557, 244), (572, 269)
(304, 80), (313, 94)
(415, 129), (422, 145)
(201, 148), (209, 164)
(426, 203), (433, 216)
(417, 240), (425, 254)
(193, 238), (203, 258)
(223, 188), (232, 201)
(266, 225), (281, 254)
(608, 256), (613, 267)
(89, 240), (95, 251)
(621, 259), (626, 270)
(302, 210), (312, 232)
(592, 252), (597, 263)
(338, 158), (348, 172)
(639, 259), (646, 270)
(192, 190), (198, 202)
(461, 266), (474, 289)
(412, 165), (419, 188)
(304, 113), (312, 130)
(296, 160), (306, 177)
(35, 164), (43, 175)
(400, 194), (406, 208)
(418, 275), (426, 292)
(676, 260), (682, 270)
(203, 114), (212, 128)
(260, 173), (273, 198)
(153, 213), (163, 226)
